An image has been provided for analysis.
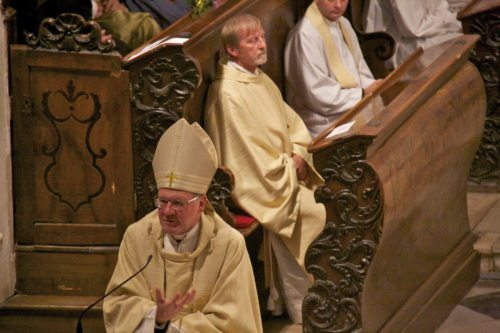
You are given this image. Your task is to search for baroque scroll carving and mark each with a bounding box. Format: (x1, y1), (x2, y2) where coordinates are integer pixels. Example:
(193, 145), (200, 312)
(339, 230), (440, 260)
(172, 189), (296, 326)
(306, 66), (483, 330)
(25, 13), (115, 53)
(303, 137), (383, 333)
(206, 167), (235, 226)
(356, 31), (395, 79)
(467, 11), (500, 185)
(358, 31), (395, 62)
(131, 53), (200, 218)
(41, 80), (106, 212)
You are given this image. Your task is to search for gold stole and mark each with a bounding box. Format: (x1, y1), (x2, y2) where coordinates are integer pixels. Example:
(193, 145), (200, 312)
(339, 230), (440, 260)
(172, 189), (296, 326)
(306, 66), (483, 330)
(305, 2), (359, 88)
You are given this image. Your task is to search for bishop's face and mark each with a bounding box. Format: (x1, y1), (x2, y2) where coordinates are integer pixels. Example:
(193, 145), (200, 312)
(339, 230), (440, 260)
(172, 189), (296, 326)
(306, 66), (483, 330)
(156, 188), (206, 236)
(315, 0), (349, 22)
(227, 26), (267, 73)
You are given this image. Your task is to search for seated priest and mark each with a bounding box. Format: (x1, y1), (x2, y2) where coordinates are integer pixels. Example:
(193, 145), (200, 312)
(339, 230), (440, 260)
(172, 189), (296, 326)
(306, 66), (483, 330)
(103, 119), (263, 333)
(205, 14), (326, 324)
(284, 0), (382, 137)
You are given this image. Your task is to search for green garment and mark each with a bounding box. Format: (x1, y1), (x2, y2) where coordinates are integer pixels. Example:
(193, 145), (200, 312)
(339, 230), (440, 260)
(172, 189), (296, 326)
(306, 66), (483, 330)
(96, 10), (161, 55)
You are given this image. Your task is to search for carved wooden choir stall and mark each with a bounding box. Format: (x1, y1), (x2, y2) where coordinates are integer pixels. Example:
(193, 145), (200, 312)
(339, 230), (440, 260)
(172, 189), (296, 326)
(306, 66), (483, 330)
(1, 0), (490, 332)
(458, 0), (500, 189)
(305, 35), (485, 332)
(6, 14), (133, 333)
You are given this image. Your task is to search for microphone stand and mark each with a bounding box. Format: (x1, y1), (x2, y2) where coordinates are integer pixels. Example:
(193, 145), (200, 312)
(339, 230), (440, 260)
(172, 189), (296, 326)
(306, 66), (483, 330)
(76, 255), (153, 333)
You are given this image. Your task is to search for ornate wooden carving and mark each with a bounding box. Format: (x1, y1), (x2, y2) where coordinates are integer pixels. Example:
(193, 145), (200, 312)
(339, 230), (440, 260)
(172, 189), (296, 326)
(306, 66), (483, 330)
(206, 167), (235, 226)
(130, 53), (200, 218)
(470, 95), (500, 183)
(463, 9), (500, 186)
(303, 137), (383, 333)
(25, 13), (115, 53)
(357, 31), (395, 77)
(41, 79), (106, 212)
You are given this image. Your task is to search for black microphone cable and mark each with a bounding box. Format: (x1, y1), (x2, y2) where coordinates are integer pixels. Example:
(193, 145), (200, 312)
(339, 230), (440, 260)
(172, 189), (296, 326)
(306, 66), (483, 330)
(76, 254), (153, 333)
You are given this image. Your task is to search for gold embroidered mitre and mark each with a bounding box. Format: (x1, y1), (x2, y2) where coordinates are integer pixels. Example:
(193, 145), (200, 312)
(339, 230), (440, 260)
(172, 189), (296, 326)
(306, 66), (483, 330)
(153, 118), (218, 194)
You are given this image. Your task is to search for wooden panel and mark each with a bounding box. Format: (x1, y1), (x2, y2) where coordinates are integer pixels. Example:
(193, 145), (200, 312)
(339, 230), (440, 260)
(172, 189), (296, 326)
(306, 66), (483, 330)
(24, 50), (123, 71)
(0, 295), (105, 333)
(10, 45), (134, 245)
(379, 234), (479, 332)
(0, 312), (104, 333)
(15, 247), (118, 295)
(33, 223), (120, 245)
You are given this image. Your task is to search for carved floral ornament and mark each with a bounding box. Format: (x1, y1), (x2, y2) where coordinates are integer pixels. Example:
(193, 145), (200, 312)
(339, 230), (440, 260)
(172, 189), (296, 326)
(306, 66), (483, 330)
(130, 54), (200, 217)
(25, 13), (115, 53)
(467, 11), (500, 185)
(23, 1), (221, 52)
(303, 137), (383, 332)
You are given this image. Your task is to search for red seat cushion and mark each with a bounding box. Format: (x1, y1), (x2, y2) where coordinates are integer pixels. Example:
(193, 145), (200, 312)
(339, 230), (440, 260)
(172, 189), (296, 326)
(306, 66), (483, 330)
(233, 214), (256, 229)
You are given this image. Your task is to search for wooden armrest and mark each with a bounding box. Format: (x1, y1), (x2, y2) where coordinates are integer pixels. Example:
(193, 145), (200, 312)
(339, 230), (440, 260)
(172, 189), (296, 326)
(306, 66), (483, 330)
(238, 221), (260, 238)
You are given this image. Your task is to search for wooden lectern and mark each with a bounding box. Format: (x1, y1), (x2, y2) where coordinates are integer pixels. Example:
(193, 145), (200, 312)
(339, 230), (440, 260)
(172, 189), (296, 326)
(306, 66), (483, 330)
(303, 35), (486, 332)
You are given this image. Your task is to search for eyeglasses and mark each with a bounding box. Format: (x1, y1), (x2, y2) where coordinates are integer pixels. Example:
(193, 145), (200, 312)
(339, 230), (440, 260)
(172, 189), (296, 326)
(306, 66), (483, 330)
(154, 195), (201, 211)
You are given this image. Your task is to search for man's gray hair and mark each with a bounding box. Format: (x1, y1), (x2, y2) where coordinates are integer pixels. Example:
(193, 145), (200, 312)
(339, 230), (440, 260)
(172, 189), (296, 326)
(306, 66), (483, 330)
(221, 14), (263, 50)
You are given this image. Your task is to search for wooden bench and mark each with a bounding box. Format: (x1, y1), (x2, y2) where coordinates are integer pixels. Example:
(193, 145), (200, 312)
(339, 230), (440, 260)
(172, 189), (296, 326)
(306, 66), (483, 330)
(306, 36), (485, 332)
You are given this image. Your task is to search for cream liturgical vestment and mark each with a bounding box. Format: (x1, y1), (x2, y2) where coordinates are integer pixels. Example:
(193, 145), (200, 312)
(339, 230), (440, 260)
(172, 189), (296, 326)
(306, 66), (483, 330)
(285, 14), (375, 137)
(205, 64), (326, 320)
(103, 209), (262, 333)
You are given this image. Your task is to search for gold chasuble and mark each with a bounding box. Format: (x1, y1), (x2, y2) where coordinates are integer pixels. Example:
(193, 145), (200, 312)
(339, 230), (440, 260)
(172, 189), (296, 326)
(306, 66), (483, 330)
(205, 64), (326, 272)
(103, 209), (262, 333)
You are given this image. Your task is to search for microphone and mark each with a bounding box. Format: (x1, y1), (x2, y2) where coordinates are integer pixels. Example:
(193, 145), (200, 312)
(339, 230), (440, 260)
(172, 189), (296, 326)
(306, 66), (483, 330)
(76, 255), (153, 333)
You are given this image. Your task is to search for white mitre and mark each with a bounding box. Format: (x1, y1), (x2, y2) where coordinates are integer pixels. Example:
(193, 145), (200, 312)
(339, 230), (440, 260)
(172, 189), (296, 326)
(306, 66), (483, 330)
(152, 118), (218, 194)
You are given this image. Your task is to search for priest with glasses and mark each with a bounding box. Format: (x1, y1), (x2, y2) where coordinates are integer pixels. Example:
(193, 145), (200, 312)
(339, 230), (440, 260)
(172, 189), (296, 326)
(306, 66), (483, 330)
(103, 119), (263, 333)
